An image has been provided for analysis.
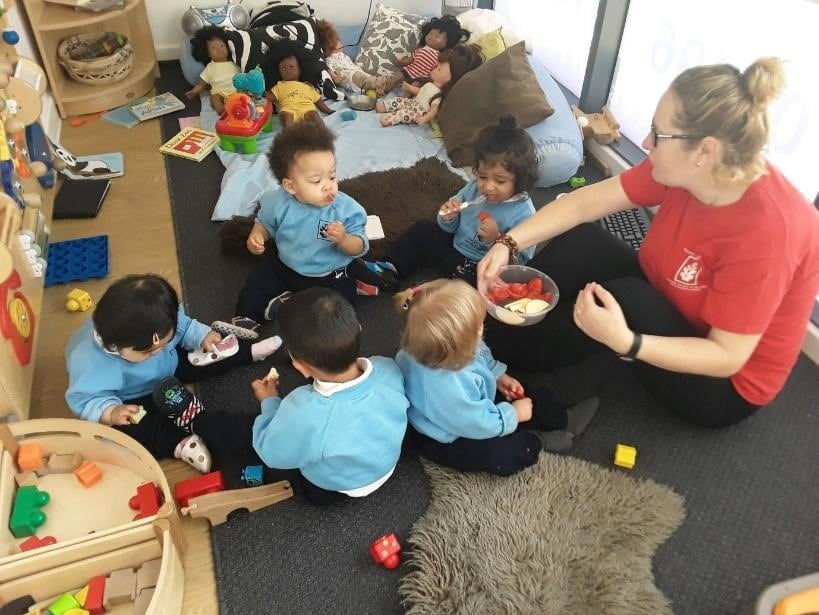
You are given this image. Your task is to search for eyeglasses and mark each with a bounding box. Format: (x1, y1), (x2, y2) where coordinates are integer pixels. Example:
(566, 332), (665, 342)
(650, 124), (703, 147)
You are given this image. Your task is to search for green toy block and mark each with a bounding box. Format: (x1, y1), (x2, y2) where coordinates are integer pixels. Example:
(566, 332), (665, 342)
(10, 485), (49, 538)
(47, 592), (81, 615)
(569, 176), (586, 188)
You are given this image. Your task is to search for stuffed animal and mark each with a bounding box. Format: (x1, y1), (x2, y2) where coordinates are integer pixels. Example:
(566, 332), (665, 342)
(571, 105), (621, 145)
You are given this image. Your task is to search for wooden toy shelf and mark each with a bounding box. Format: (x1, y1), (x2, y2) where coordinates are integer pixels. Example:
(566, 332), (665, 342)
(0, 419), (184, 614)
(20, 0), (160, 118)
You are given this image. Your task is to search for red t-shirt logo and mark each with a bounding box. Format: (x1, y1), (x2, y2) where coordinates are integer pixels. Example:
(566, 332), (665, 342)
(674, 254), (702, 287)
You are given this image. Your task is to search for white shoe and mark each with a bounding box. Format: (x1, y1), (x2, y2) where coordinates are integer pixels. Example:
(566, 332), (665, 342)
(175, 435), (212, 473)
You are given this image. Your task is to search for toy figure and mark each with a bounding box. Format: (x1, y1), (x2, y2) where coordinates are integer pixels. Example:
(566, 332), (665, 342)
(187, 26), (241, 114)
(266, 48), (335, 127)
(383, 15), (469, 93)
(317, 20), (389, 96)
(376, 44), (482, 128)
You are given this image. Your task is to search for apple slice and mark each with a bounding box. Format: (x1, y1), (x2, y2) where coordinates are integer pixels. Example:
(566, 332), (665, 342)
(524, 299), (549, 314)
(493, 308), (526, 325)
(504, 298), (530, 313)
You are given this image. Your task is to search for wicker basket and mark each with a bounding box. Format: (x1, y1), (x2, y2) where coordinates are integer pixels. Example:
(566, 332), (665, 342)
(57, 32), (134, 86)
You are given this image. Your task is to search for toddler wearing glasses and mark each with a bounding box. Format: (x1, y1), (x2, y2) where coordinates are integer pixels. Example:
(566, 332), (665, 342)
(65, 274), (282, 472)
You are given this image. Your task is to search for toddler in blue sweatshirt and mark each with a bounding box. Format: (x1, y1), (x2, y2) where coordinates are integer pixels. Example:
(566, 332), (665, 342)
(354, 115), (538, 292)
(395, 279), (599, 476)
(214, 122), (369, 341)
(65, 274), (282, 472)
(251, 287), (409, 505)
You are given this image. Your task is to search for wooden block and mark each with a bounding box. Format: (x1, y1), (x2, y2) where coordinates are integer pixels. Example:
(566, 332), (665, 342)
(136, 558), (162, 593)
(103, 567), (136, 609)
(83, 575), (106, 615)
(14, 471), (37, 487)
(74, 460), (102, 487)
(34, 465), (52, 477)
(47, 451), (84, 473)
(130, 405), (147, 424)
(133, 587), (155, 615)
(17, 442), (43, 472)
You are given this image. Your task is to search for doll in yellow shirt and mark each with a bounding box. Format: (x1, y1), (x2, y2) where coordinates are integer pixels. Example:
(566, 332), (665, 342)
(268, 53), (335, 127)
(186, 26), (240, 114)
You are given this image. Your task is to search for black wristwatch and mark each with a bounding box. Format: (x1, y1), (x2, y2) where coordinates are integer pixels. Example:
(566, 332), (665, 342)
(618, 332), (642, 362)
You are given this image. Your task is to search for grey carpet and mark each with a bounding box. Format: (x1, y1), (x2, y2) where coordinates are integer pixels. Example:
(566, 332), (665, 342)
(401, 457), (685, 614)
(157, 61), (819, 614)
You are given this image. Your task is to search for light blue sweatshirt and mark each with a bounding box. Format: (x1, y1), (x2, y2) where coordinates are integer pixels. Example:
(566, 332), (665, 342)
(437, 179), (536, 264)
(256, 188), (369, 276)
(395, 340), (518, 443)
(252, 357), (409, 492)
(65, 306), (211, 423)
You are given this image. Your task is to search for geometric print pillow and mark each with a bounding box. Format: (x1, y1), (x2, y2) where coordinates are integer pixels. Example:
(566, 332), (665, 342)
(355, 3), (427, 76)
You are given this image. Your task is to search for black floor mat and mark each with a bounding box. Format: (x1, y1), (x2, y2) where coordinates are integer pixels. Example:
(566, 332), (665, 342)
(156, 61), (819, 615)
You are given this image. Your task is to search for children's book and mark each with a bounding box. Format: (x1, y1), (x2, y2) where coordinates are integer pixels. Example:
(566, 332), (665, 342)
(159, 127), (219, 162)
(365, 215), (385, 240)
(54, 146), (124, 180)
(128, 93), (185, 122)
(102, 104), (140, 128)
(178, 116), (201, 130)
(52, 178), (112, 219)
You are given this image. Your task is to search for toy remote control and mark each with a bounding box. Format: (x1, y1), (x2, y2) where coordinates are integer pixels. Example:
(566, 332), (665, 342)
(188, 334), (239, 366)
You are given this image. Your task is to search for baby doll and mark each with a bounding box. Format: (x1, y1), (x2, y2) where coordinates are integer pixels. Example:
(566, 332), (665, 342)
(187, 26), (240, 114)
(383, 15), (469, 93)
(267, 47), (336, 127)
(376, 43), (482, 128)
(317, 20), (389, 96)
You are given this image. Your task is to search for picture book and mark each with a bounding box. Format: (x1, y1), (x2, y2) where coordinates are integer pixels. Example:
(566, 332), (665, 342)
(128, 92), (185, 122)
(178, 116), (201, 130)
(159, 127), (219, 162)
(102, 104), (140, 128)
(55, 146), (124, 181)
(53, 178), (112, 219)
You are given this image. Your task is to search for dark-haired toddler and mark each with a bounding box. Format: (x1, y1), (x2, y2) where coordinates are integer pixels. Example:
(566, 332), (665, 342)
(213, 121), (368, 340)
(251, 287), (409, 505)
(354, 114), (539, 291)
(65, 274), (282, 472)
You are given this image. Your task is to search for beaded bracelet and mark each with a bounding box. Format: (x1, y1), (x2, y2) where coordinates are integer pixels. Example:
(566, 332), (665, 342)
(494, 234), (519, 264)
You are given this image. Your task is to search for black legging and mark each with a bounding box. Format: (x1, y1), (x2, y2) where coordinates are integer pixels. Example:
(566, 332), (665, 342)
(484, 223), (760, 428)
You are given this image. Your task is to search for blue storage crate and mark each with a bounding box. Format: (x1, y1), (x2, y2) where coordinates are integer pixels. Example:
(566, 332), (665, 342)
(45, 235), (109, 288)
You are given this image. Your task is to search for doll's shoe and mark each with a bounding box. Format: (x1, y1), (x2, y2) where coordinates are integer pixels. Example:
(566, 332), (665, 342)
(211, 316), (260, 341)
(351, 258), (399, 292)
(175, 435), (212, 473)
(263, 291), (293, 321)
(152, 377), (204, 433)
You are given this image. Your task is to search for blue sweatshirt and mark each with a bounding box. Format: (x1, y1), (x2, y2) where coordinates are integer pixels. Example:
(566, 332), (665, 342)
(252, 357), (409, 492)
(65, 306), (211, 423)
(437, 179), (536, 264)
(395, 341), (518, 443)
(256, 188), (369, 276)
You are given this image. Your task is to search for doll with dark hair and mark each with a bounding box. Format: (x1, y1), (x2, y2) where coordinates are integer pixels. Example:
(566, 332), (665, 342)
(376, 44), (482, 128)
(265, 43), (335, 127)
(186, 26), (240, 114)
(65, 274), (283, 473)
(383, 15), (469, 93)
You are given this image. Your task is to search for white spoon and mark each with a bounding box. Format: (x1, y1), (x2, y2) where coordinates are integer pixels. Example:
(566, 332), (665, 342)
(439, 192), (527, 216)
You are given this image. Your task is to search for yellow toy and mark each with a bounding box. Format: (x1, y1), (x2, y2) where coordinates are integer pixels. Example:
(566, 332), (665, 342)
(65, 288), (92, 312)
(614, 443), (637, 469)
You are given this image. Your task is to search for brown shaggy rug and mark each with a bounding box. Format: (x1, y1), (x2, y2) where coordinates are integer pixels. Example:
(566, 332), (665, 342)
(338, 157), (466, 258)
(400, 454), (686, 615)
(219, 157), (466, 259)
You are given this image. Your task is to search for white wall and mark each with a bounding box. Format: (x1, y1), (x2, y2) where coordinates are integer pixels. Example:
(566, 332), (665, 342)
(147, 0), (441, 61)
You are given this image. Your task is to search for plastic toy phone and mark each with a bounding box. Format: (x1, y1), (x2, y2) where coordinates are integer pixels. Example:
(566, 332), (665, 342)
(0, 268), (36, 365)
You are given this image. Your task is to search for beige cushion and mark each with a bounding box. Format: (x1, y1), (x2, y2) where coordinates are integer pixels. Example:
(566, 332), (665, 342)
(474, 27), (506, 61)
(438, 42), (554, 167)
(354, 3), (426, 76)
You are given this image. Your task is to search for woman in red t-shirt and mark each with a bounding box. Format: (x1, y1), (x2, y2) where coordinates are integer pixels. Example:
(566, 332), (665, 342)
(478, 57), (819, 428)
